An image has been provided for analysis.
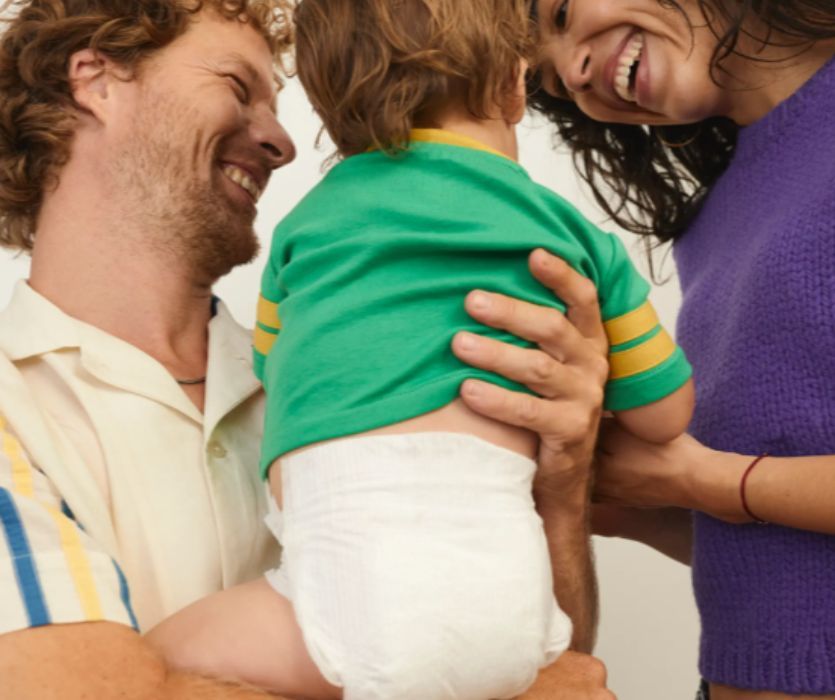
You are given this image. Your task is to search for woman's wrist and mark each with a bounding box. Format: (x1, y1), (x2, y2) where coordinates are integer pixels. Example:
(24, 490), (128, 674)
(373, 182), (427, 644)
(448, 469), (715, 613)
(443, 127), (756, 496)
(686, 446), (753, 523)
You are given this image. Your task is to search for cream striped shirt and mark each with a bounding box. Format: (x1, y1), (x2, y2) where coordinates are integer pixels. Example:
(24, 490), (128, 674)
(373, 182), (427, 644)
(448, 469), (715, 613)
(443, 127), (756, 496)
(0, 281), (277, 633)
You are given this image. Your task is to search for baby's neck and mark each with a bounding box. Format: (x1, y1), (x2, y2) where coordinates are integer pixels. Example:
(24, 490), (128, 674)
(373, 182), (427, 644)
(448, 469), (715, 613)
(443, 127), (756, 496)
(433, 114), (519, 162)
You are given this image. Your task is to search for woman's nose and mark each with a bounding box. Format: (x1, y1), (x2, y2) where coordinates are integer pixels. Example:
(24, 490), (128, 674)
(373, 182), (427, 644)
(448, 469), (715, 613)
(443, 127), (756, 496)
(561, 45), (593, 94)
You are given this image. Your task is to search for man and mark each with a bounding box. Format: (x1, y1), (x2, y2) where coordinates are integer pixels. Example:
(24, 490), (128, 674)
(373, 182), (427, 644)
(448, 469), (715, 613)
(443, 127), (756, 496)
(0, 1), (613, 697)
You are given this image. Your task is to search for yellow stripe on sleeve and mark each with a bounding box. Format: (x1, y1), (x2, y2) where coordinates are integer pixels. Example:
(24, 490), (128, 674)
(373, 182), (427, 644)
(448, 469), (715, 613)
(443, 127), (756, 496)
(604, 301), (660, 346)
(253, 325), (279, 357)
(609, 328), (677, 380)
(0, 415), (104, 621)
(257, 295), (281, 331)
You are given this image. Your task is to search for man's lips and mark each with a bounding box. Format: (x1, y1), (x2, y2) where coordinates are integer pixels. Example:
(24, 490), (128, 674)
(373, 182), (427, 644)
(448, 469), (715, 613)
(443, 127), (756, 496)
(220, 162), (265, 202)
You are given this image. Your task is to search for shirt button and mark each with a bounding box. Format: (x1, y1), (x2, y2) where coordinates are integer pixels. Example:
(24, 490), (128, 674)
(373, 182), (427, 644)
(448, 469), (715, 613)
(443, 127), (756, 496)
(208, 441), (228, 459)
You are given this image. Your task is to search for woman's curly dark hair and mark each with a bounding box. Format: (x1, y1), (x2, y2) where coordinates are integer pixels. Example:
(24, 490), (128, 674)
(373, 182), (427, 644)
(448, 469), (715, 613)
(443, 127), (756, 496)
(528, 0), (835, 250)
(0, 0), (294, 252)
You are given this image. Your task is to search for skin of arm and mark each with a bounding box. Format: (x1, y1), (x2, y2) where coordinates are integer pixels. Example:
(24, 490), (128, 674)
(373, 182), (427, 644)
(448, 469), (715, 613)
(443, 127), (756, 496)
(452, 249), (610, 653)
(0, 622), (284, 700)
(596, 420), (835, 536)
(613, 378), (695, 444)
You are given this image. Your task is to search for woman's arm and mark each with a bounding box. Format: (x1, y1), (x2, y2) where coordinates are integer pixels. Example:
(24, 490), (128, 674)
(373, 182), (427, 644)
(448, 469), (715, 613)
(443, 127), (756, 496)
(596, 421), (835, 534)
(453, 249), (609, 653)
(592, 504), (693, 565)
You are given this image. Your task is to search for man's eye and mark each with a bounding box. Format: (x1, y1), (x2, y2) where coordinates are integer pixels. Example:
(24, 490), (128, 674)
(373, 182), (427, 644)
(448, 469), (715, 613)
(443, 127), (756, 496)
(227, 75), (250, 103)
(554, 0), (569, 30)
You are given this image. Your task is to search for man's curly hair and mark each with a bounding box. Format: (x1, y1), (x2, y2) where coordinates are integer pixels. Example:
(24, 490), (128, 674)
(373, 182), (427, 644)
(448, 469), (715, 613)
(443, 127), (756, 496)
(0, 0), (294, 252)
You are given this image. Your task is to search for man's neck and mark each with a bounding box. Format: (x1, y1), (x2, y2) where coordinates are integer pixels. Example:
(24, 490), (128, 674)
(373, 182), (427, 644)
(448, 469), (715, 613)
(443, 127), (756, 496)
(29, 159), (214, 379)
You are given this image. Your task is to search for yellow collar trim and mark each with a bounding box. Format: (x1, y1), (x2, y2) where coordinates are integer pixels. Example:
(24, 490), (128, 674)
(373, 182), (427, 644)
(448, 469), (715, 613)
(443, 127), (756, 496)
(409, 129), (512, 161)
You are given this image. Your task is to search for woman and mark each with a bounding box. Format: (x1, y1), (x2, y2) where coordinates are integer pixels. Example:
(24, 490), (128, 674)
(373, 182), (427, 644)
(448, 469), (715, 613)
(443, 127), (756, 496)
(530, 0), (835, 698)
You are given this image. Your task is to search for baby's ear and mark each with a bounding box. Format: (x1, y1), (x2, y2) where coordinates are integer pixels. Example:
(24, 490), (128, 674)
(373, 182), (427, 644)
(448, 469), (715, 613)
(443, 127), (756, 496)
(503, 58), (529, 125)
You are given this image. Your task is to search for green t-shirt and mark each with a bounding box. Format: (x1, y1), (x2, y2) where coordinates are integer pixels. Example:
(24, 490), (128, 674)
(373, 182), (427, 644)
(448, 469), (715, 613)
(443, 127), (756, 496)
(255, 130), (691, 474)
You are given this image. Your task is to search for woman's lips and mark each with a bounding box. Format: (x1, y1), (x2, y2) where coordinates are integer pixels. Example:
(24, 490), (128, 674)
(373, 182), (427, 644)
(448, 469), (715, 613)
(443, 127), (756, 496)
(614, 32), (644, 102)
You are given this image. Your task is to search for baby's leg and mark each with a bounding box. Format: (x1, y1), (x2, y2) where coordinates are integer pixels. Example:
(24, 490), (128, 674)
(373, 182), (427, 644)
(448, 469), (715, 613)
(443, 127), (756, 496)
(146, 578), (341, 700)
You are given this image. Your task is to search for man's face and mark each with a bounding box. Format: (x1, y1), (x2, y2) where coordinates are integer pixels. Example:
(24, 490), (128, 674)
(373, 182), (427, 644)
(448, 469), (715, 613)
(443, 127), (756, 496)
(107, 12), (295, 281)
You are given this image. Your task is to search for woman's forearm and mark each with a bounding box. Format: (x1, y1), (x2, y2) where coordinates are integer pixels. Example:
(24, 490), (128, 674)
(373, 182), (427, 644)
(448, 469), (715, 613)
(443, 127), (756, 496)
(691, 450), (835, 533)
(597, 426), (835, 536)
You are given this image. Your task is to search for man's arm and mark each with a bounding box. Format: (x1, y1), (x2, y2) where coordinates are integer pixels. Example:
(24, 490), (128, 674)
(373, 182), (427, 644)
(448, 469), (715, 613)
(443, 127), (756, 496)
(0, 418), (284, 699)
(0, 622), (285, 699)
(454, 250), (608, 652)
(536, 470), (598, 652)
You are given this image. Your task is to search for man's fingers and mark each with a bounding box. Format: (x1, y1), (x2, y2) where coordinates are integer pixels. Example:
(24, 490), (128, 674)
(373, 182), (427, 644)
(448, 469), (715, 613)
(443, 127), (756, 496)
(529, 249), (607, 353)
(460, 379), (597, 442)
(452, 332), (579, 399)
(516, 652), (615, 700)
(463, 290), (601, 372)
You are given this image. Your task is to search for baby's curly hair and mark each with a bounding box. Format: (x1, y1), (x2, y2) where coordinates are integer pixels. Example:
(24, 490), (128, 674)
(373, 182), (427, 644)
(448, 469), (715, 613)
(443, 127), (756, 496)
(295, 0), (534, 158)
(0, 0), (294, 252)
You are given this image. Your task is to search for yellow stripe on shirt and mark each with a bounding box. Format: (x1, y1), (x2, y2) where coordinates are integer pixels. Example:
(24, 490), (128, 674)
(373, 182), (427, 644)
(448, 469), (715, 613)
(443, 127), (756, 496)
(604, 301), (660, 346)
(254, 324), (279, 357)
(609, 328), (677, 380)
(0, 415), (104, 621)
(1, 415), (34, 498)
(257, 295), (281, 331)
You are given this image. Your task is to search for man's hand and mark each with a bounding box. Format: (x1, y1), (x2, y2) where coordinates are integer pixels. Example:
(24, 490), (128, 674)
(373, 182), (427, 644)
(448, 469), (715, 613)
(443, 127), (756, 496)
(516, 652), (616, 700)
(452, 249), (608, 494)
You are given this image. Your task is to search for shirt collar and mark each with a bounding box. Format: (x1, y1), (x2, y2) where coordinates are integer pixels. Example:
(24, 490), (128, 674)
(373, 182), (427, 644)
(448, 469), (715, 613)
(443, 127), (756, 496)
(0, 280), (261, 427)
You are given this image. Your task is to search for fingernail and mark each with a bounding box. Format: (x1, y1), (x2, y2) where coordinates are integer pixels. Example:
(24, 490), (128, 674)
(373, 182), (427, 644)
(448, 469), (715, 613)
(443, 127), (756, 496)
(469, 291), (491, 312)
(462, 380), (482, 399)
(457, 333), (478, 352)
(533, 249), (550, 267)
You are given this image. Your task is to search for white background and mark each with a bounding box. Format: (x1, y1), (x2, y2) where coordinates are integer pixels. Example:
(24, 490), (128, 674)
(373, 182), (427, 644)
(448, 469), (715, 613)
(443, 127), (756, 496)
(0, 77), (700, 698)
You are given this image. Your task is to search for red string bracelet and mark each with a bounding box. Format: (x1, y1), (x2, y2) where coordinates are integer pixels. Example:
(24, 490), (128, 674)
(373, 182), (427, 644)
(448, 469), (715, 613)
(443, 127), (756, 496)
(740, 453), (769, 525)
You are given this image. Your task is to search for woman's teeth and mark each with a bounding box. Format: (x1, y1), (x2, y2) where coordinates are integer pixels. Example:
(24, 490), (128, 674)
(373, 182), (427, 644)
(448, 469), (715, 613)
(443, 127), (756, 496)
(615, 32), (644, 103)
(221, 164), (261, 200)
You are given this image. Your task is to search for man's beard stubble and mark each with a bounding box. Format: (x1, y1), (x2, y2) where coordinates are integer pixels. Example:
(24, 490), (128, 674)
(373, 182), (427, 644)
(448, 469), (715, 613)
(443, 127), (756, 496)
(110, 104), (260, 283)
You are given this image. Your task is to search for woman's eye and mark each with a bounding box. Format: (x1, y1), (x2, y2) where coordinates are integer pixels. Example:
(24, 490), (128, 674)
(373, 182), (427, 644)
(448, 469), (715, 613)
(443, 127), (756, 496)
(554, 0), (569, 30)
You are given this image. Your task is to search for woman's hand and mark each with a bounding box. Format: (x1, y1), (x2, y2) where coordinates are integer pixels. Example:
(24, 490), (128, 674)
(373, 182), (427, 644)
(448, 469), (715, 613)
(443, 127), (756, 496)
(451, 248), (609, 495)
(595, 420), (746, 523)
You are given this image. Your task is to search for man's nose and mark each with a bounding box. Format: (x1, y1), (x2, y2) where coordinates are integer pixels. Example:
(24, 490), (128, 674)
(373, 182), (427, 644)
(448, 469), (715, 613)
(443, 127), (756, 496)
(253, 111), (296, 170)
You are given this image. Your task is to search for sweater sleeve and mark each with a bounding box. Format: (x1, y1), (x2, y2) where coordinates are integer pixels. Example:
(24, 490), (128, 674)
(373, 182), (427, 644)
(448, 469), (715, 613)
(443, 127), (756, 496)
(596, 233), (692, 411)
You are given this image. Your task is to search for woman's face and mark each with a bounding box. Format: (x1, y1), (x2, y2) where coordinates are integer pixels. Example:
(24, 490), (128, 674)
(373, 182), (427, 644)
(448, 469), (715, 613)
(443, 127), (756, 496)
(535, 0), (734, 125)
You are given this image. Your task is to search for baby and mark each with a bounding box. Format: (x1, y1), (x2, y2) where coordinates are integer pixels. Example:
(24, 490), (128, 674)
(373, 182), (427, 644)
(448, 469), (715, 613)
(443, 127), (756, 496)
(149, 1), (694, 699)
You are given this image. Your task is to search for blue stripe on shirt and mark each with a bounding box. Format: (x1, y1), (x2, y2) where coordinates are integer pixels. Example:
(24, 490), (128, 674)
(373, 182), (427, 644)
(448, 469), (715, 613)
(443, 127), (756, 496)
(0, 488), (50, 627)
(114, 562), (139, 631)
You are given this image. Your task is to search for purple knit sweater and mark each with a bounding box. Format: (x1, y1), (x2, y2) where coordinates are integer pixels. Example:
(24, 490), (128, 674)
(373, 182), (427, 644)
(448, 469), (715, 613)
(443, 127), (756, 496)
(674, 57), (835, 693)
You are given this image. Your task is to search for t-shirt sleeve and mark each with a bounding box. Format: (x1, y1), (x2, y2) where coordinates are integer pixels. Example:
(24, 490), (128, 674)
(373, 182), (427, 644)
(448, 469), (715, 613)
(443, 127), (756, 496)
(596, 233), (692, 412)
(0, 416), (138, 635)
(253, 249), (285, 381)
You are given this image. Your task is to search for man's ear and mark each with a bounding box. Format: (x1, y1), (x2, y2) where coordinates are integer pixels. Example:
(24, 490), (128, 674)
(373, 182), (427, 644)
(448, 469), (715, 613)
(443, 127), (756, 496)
(69, 48), (117, 121)
(502, 58), (529, 126)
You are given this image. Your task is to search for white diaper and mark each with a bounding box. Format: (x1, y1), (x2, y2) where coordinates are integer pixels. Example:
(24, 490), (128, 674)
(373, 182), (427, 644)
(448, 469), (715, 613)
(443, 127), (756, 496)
(264, 433), (572, 700)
